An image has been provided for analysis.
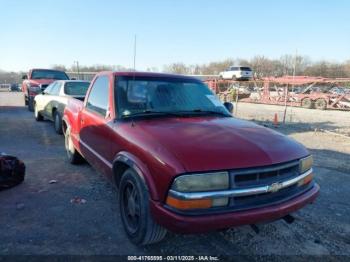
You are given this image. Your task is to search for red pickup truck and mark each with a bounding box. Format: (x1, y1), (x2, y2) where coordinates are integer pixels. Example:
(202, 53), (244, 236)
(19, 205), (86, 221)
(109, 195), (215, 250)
(63, 71), (319, 245)
(22, 68), (70, 111)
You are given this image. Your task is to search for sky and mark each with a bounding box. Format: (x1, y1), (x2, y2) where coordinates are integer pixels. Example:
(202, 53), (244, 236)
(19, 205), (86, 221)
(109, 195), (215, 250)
(0, 0), (349, 72)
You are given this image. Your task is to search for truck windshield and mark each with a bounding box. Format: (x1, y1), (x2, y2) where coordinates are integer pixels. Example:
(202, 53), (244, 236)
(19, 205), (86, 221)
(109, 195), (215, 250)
(31, 70), (69, 80)
(115, 76), (231, 118)
(64, 81), (90, 96)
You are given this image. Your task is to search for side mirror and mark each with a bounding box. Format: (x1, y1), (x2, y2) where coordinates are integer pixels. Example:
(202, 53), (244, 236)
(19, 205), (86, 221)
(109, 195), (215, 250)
(22, 75), (28, 80)
(223, 102), (234, 114)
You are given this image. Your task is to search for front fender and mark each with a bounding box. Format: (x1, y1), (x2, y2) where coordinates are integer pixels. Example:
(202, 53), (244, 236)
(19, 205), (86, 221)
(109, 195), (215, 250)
(113, 151), (159, 200)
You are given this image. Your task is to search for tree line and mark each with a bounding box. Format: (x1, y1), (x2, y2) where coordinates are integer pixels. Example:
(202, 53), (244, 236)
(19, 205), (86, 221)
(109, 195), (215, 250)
(1, 55), (350, 84)
(163, 55), (350, 78)
(41, 55), (350, 78)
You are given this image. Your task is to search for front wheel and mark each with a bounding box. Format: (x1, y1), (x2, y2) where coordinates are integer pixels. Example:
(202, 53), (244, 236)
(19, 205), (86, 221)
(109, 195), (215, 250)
(119, 168), (167, 245)
(24, 93), (28, 105)
(34, 103), (43, 121)
(28, 96), (34, 111)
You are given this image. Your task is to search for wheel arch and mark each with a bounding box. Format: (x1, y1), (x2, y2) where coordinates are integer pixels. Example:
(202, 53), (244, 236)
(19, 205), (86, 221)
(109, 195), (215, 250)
(113, 152), (159, 200)
(61, 116), (69, 136)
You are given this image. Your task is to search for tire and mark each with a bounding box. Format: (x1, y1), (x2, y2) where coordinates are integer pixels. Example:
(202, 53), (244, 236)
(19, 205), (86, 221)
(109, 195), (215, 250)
(232, 75), (237, 80)
(301, 98), (313, 109)
(54, 111), (63, 134)
(28, 96), (34, 111)
(24, 93), (28, 105)
(314, 98), (327, 110)
(34, 103), (43, 121)
(65, 127), (84, 164)
(119, 168), (167, 245)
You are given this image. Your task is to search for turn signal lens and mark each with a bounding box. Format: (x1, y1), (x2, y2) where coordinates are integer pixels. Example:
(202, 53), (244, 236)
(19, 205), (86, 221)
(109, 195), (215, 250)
(166, 196), (212, 210)
(298, 173), (313, 187)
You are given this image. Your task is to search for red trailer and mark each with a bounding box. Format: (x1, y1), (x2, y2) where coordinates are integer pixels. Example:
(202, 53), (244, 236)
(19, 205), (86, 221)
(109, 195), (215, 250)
(204, 76), (350, 110)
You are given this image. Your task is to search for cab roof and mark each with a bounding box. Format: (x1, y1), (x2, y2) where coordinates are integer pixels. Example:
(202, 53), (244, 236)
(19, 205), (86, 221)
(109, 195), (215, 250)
(98, 71), (200, 80)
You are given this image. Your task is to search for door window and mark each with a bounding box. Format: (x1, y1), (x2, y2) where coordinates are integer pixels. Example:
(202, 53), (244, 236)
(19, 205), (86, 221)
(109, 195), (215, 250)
(86, 76), (109, 116)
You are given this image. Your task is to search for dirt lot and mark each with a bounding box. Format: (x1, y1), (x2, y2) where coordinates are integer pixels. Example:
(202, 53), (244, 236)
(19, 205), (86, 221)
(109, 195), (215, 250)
(0, 92), (350, 258)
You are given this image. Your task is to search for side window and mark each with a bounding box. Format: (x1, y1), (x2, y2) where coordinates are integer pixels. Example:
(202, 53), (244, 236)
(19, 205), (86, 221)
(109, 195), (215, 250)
(86, 76), (109, 116)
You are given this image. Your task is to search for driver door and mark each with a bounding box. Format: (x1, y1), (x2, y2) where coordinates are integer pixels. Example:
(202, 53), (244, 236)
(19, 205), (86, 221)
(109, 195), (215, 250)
(79, 75), (114, 179)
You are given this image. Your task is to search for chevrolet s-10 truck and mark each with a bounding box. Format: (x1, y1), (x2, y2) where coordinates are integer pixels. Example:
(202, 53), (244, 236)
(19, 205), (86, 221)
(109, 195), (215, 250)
(22, 68), (70, 111)
(63, 71), (319, 245)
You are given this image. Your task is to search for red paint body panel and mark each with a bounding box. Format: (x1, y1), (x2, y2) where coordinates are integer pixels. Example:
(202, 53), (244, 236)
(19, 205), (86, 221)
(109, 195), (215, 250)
(63, 71), (319, 233)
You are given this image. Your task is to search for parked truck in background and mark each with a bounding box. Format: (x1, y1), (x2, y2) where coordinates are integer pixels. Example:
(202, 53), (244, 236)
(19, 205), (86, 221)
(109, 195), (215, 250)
(22, 69), (70, 111)
(63, 71), (319, 245)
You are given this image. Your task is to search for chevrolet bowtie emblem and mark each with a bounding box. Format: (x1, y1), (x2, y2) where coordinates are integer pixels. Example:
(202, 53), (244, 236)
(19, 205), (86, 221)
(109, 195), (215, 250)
(268, 182), (283, 193)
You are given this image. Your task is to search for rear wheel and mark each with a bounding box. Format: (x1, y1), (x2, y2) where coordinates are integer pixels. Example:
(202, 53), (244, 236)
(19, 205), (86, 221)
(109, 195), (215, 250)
(119, 168), (167, 245)
(314, 98), (327, 110)
(34, 103), (43, 121)
(65, 127), (84, 164)
(301, 98), (313, 109)
(54, 111), (63, 134)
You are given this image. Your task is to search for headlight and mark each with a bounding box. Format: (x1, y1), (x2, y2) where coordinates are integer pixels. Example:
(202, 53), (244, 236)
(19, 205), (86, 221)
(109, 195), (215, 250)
(172, 172), (229, 192)
(27, 83), (37, 87)
(166, 172), (229, 210)
(299, 155), (313, 173)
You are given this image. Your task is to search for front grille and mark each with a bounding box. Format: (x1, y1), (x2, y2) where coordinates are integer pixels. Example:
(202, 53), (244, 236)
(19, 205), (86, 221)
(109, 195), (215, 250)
(233, 161), (299, 187)
(232, 183), (310, 209)
(228, 160), (307, 211)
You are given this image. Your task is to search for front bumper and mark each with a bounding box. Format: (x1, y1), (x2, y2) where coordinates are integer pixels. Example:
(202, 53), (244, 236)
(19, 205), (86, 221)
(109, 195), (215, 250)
(150, 183), (319, 234)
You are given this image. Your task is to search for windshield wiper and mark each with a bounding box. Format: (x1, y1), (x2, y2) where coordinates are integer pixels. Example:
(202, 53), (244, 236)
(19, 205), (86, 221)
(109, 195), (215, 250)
(121, 109), (231, 119)
(121, 110), (184, 119)
(184, 109), (231, 117)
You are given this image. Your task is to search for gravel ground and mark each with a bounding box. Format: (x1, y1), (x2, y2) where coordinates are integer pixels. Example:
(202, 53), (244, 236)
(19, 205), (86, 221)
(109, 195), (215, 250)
(235, 102), (350, 136)
(0, 92), (349, 259)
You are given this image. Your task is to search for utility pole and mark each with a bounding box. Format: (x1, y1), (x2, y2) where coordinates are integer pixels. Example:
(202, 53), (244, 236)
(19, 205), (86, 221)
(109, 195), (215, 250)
(133, 35), (137, 72)
(74, 61), (80, 80)
(283, 49), (298, 124)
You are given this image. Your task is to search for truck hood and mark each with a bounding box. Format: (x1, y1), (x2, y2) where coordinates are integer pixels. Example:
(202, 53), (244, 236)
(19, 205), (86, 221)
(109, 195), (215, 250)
(28, 79), (56, 86)
(132, 116), (309, 172)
